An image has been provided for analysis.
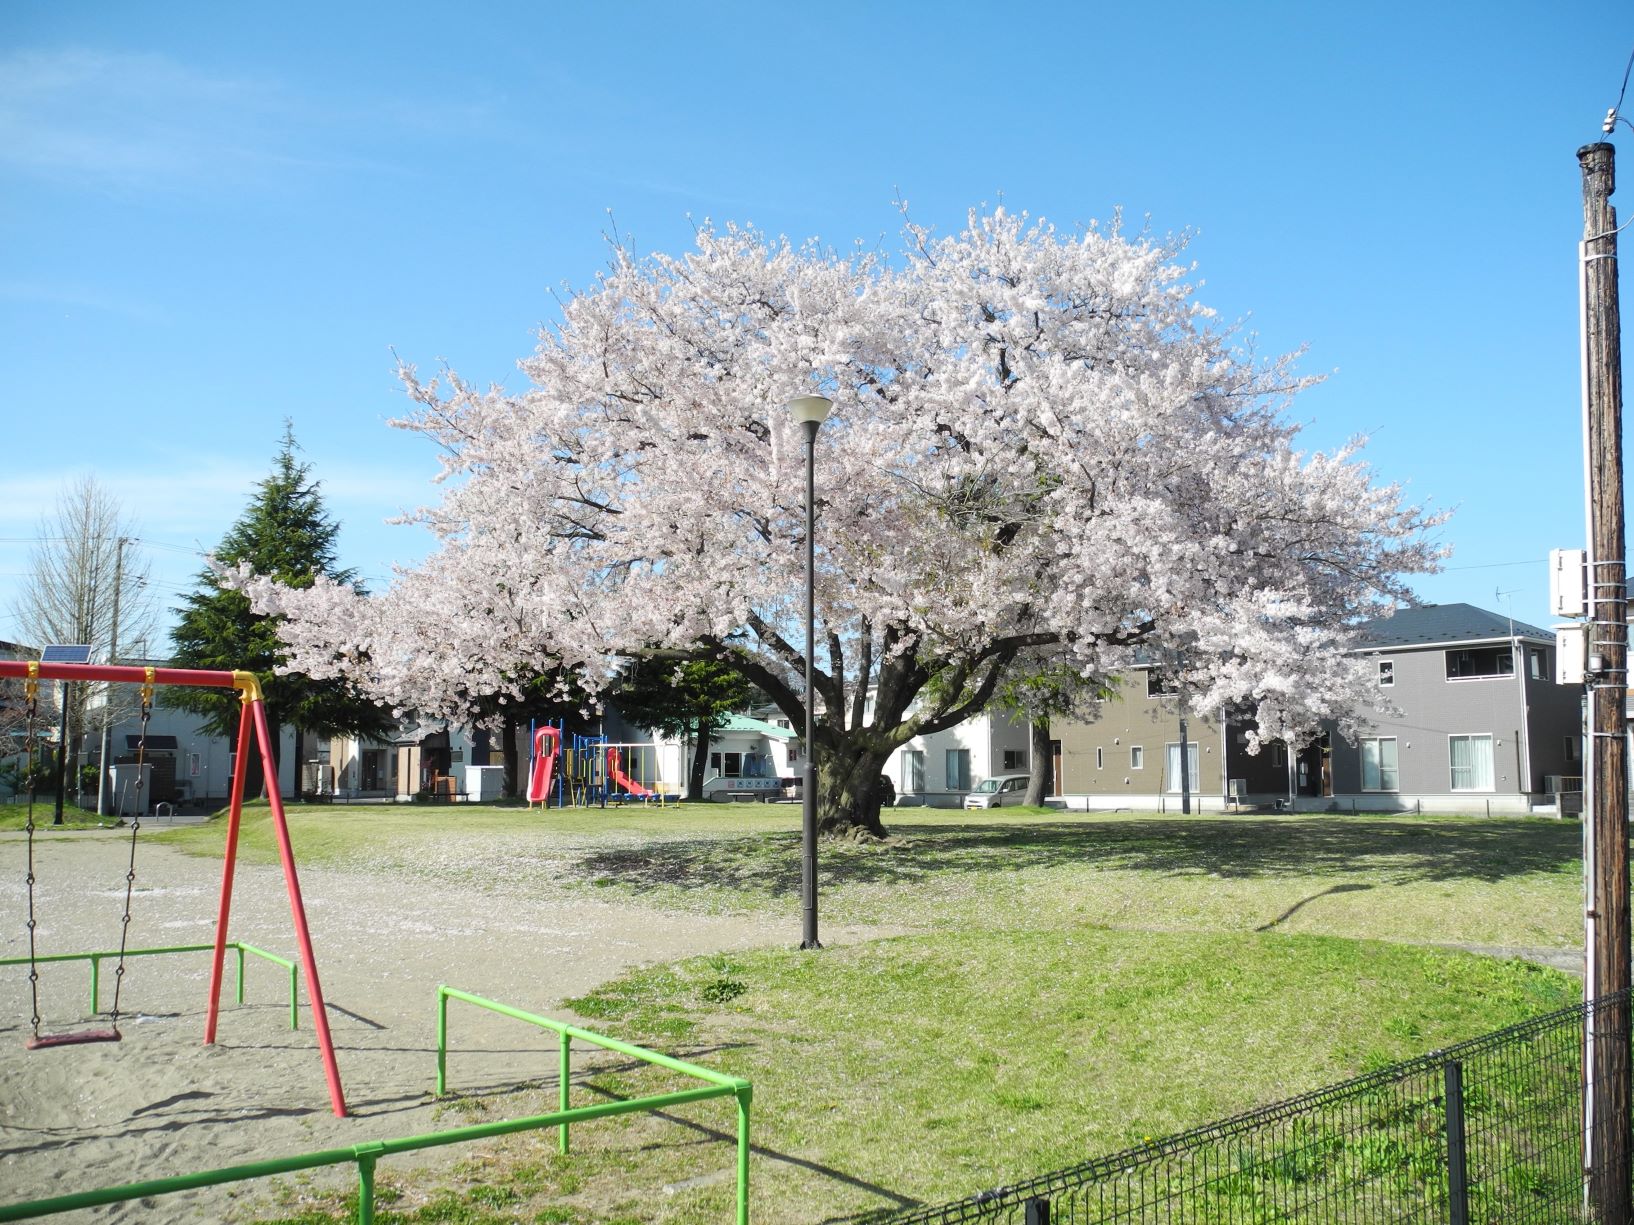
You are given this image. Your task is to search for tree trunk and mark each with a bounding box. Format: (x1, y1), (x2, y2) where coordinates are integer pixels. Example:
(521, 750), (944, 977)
(501, 712), (520, 798)
(688, 719), (710, 802)
(235, 715), (272, 801)
(815, 734), (895, 839)
(1025, 717), (1052, 806)
(293, 725), (306, 798)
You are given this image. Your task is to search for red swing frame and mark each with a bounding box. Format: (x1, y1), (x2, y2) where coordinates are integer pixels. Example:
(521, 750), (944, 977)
(2, 660), (348, 1118)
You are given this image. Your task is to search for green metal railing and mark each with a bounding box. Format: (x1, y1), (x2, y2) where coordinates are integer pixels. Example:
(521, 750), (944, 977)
(437, 985), (753, 1223)
(0, 941), (300, 1028)
(0, 986), (753, 1224)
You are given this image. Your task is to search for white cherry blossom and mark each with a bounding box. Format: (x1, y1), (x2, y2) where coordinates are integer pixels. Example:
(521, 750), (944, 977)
(239, 207), (1443, 835)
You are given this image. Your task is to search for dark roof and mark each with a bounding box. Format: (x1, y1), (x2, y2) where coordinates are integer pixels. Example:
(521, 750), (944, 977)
(1357, 603), (1553, 649)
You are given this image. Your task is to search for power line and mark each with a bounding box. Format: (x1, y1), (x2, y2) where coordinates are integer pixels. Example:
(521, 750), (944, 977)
(1439, 558), (1546, 572)
(0, 535), (205, 553)
(1615, 44), (1634, 123)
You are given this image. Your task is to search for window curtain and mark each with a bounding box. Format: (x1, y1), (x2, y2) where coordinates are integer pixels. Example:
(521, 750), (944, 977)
(1362, 739), (1399, 791)
(1164, 742), (1200, 794)
(1450, 735), (1494, 791)
(902, 750), (925, 793)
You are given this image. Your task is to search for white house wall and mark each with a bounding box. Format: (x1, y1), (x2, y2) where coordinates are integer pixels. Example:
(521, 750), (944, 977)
(883, 709), (1033, 806)
(98, 701), (295, 801)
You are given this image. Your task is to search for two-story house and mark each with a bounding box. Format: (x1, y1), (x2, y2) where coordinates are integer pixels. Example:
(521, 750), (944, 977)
(1053, 604), (1582, 815)
(1326, 602), (1580, 814)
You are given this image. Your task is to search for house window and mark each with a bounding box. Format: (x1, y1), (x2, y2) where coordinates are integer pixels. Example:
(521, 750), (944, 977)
(1270, 743), (1287, 768)
(1449, 734), (1495, 792)
(1445, 647), (1513, 680)
(1565, 736), (1581, 764)
(1164, 742), (1200, 793)
(1529, 648), (1546, 680)
(1145, 671), (1175, 698)
(1130, 745), (1145, 770)
(901, 750), (925, 793)
(1378, 660), (1394, 687)
(1002, 749), (1027, 771)
(946, 749), (971, 791)
(1360, 737), (1399, 791)
(1095, 746), (1104, 770)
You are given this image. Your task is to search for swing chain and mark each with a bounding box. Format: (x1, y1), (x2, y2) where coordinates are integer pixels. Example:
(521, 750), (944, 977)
(21, 665), (42, 1039)
(107, 675), (153, 1026)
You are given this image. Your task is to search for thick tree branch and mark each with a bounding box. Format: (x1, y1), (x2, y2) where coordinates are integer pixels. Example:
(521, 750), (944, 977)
(850, 621), (873, 732)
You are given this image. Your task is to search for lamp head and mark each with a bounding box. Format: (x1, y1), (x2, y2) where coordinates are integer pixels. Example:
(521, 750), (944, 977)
(785, 395), (833, 428)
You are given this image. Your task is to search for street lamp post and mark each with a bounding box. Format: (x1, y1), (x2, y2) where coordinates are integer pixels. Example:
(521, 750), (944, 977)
(786, 394), (832, 951)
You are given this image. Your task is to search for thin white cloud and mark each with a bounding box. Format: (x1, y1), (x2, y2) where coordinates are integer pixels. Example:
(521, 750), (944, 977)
(0, 47), (495, 194)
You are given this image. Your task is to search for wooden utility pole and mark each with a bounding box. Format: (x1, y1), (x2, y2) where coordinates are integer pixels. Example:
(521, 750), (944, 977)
(1580, 138), (1631, 1225)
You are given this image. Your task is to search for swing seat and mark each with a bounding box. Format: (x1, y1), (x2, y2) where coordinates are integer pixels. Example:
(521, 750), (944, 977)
(27, 1027), (121, 1050)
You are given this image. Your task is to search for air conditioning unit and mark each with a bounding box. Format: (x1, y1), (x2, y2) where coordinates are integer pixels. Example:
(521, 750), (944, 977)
(1544, 775), (1582, 795)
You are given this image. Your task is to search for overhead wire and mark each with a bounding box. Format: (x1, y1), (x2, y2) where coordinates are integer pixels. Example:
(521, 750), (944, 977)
(1605, 43), (1634, 135)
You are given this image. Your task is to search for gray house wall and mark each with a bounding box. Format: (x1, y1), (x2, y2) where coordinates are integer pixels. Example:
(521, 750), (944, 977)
(1329, 635), (1581, 811)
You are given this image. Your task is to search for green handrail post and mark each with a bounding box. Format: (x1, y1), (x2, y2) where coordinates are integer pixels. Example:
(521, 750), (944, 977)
(435, 986), (752, 1220)
(235, 943), (301, 1030)
(736, 1084), (752, 1225)
(435, 987), (449, 1098)
(0, 1084), (754, 1222)
(355, 1143), (383, 1225)
(2, 942), (302, 1029)
(559, 1032), (572, 1155)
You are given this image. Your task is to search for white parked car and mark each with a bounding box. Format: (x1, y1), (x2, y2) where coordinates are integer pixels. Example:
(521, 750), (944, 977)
(963, 774), (1030, 809)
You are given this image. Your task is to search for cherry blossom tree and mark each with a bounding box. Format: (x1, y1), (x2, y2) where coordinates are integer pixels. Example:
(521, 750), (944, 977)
(238, 207), (1442, 837)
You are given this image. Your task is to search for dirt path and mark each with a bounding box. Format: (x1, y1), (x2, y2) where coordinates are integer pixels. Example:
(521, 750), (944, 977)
(0, 829), (854, 1222)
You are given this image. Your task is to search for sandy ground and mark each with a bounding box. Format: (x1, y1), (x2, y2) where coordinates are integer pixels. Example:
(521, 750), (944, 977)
(0, 827), (824, 1222)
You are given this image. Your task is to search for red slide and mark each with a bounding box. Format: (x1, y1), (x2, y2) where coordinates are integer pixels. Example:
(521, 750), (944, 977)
(528, 726), (560, 803)
(606, 745), (654, 797)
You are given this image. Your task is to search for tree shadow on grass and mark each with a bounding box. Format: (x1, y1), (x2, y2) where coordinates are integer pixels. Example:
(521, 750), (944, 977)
(570, 815), (1583, 899)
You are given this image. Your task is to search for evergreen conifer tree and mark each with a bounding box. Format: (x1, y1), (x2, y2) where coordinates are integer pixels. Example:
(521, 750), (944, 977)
(611, 659), (752, 801)
(170, 424), (392, 796)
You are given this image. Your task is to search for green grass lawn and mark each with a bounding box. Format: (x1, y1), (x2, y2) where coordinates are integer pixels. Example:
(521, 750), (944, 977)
(159, 801), (1585, 951)
(0, 799), (121, 830)
(554, 931), (1575, 1222)
(252, 934), (1574, 1225)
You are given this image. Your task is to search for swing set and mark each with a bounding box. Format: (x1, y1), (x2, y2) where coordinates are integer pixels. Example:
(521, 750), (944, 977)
(1, 660), (349, 1118)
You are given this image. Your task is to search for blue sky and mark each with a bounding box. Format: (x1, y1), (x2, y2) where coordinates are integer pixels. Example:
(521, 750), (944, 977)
(2, 0), (1630, 645)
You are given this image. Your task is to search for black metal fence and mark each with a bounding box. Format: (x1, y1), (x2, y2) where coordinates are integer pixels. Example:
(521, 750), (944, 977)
(890, 992), (1626, 1224)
